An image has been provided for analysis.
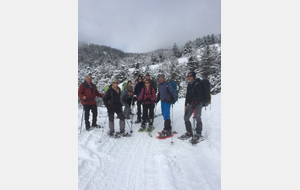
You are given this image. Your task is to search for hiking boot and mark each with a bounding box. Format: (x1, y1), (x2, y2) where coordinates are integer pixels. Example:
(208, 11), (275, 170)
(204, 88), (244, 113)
(194, 134), (205, 141)
(159, 129), (171, 137)
(178, 132), (193, 140)
(138, 124), (146, 132)
(92, 124), (101, 128)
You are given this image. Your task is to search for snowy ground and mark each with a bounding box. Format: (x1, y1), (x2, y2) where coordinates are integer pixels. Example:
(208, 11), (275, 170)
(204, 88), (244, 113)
(78, 93), (221, 190)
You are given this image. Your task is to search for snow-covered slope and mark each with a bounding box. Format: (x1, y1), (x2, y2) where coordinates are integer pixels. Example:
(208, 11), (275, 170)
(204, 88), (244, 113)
(78, 93), (221, 190)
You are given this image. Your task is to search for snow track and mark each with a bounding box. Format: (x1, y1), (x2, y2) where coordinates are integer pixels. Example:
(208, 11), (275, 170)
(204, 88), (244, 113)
(78, 94), (221, 190)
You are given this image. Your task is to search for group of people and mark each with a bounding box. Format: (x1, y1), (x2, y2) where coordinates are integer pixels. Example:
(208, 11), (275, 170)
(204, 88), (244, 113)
(78, 71), (205, 141)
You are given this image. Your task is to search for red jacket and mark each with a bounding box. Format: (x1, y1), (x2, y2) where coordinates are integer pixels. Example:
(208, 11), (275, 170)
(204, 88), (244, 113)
(78, 81), (103, 105)
(138, 87), (156, 105)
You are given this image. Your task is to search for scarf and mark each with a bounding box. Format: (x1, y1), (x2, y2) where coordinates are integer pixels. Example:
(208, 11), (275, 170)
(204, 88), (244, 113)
(111, 85), (119, 94)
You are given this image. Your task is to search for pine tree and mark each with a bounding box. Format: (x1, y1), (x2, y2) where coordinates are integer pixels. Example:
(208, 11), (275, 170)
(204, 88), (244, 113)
(172, 43), (182, 58)
(183, 41), (194, 55)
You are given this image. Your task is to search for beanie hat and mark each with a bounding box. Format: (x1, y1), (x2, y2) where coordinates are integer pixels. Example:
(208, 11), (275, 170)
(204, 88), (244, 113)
(158, 74), (165, 79)
(146, 73), (150, 76)
(188, 71), (196, 79)
(112, 77), (118, 83)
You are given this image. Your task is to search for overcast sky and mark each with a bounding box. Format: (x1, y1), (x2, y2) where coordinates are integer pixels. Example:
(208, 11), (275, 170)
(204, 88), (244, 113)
(78, 0), (220, 53)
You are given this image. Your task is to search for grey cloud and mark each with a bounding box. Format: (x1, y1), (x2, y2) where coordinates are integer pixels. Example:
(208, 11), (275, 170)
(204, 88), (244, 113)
(79, 0), (220, 53)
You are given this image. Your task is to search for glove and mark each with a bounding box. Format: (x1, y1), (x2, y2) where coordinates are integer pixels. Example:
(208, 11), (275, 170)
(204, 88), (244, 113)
(146, 98), (151, 102)
(166, 96), (174, 104)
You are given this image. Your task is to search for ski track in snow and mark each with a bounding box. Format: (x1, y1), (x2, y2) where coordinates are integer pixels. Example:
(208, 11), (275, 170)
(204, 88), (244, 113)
(78, 94), (221, 190)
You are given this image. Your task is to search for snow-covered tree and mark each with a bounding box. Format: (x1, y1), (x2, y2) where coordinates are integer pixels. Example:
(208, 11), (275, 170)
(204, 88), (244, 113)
(172, 43), (182, 58)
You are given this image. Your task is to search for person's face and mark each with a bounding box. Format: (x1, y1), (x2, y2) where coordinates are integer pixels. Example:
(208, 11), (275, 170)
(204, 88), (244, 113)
(187, 74), (194, 82)
(128, 91), (133, 96)
(145, 81), (150, 87)
(159, 76), (164, 83)
(128, 82), (132, 86)
(112, 81), (118, 88)
(138, 77), (142, 83)
(145, 76), (150, 80)
(86, 76), (92, 83)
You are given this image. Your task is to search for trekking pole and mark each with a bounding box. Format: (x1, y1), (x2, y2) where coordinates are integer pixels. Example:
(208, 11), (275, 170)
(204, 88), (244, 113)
(171, 104), (174, 144)
(191, 109), (196, 145)
(99, 112), (108, 143)
(79, 100), (85, 135)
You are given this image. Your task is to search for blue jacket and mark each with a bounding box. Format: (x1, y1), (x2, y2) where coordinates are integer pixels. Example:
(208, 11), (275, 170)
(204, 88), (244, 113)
(158, 81), (175, 102)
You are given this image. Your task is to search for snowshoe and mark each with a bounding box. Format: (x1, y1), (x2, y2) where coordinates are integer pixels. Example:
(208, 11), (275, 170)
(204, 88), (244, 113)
(189, 134), (205, 144)
(178, 132), (193, 140)
(109, 132), (121, 138)
(146, 126), (155, 132)
(138, 125), (146, 132)
(117, 131), (131, 137)
(156, 130), (177, 139)
(92, 124), (102, 128)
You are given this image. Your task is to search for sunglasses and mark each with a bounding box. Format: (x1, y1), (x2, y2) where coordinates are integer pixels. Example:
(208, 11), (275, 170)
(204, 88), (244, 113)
(113, 82), (118, 84)
(187, 75), (192, 78)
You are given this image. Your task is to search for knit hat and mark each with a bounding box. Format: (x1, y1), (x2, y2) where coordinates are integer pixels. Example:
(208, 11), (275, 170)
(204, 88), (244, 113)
(112, 77), (118, 83)
(188, 71), (196, 79)
(158, 74), (165, 79)
(146, 73), (150, 76)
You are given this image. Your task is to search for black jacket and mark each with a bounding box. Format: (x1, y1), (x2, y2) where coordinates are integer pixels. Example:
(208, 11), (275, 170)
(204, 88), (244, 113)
(103, 85), (122, 109)
(134, 81), (144, 97)
(185, 78), (203, 107)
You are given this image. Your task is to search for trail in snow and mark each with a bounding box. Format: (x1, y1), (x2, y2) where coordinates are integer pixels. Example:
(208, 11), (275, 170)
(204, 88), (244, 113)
(78, 94), (221, 190)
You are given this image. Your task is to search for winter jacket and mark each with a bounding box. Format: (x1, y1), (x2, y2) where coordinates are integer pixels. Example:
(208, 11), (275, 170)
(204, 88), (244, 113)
(124, 85), (133, 92)
(157, 81), (175, 103)
(148, 79), (158, 93)
(103, 85), (122, 109)
(120, 90), (132, 106)
(78, 81), (103, 105)
(185, 78), (203, 107)
(138, 87), (156, 105)
(134, 81), (144, 97)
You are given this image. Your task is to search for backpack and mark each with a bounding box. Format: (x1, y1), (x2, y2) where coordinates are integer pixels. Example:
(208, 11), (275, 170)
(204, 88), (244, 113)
(104, 85), (110, 94)
(122, 82), (128, 91)
(166, 81), (178, 104)
(200, 79), (211, 107)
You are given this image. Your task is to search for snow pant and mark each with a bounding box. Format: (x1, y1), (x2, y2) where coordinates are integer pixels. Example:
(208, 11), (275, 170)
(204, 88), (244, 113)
(123, 105), (131, 118)
(184, 104), (203, 135)
(84, 105), (97, 128)
(108, 107), (125, 133)
(161, 101), (172, 131)
(137, 100), (142, 120)
(161, 101), (171, 120)
(142, 104), (155, 125)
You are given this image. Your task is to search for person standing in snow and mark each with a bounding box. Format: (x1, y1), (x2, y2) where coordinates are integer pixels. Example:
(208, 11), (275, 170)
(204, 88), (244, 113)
(155, 74), (176, 137)
(178, 71), (205, 141)
(124, 80), (133, 92)
(78, 75), (104, 131)
(137, 79), (156, 131)
(120, 88), (133, 119)
(145, 73), (157, 94)
(103, 78), (126, 136)
(133, 76), (144, 123)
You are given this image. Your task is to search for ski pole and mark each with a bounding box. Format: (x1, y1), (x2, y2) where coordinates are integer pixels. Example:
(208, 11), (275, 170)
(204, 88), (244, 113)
(191, 109), (196, 144)
(79, 99), (86, 135)
(99, 112), (108, 143)
(171, 104), (174, 144)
